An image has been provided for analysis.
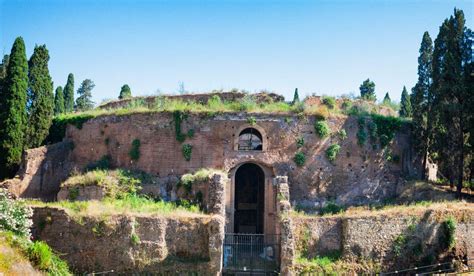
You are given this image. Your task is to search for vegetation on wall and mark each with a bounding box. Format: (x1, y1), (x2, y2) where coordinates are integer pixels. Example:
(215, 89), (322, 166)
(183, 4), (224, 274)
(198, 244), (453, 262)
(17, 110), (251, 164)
(173, 110), (188, 143)
(442, 216), (456, 250)
(314, 120), (330, 138)
(294, 152), (306, 167)
(322, 96), (336, 109)
(129, 139), (141, 161)
(296, 137), (304, 148)
(326, 144), (341, 163)
(46, 113), (95, 144)
(247, 116), (256, 125)
(182, 144), (193, 161)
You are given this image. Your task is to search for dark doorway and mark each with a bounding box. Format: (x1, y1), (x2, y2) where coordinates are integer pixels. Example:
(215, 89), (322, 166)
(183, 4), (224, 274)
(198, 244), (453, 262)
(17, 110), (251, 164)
(234, 163), (265, 234)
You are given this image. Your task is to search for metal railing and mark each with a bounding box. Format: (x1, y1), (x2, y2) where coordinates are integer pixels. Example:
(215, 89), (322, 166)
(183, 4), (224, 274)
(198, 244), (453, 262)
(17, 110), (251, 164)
(223, 233), (280, 274)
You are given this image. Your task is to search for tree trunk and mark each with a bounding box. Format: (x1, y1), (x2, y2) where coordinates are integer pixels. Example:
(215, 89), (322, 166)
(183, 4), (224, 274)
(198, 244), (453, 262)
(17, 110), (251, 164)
(421, 149), (428, 180)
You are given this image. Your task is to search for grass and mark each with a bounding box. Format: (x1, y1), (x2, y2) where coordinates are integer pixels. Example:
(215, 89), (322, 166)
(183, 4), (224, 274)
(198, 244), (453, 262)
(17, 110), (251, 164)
(291, 200), (472, 220)
(27, 194), (203, 218)
(0, 231), (71, 275)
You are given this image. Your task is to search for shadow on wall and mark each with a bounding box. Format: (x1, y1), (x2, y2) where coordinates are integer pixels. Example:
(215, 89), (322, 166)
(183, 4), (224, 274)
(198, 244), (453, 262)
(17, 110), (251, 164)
(3, 141), (74, 201)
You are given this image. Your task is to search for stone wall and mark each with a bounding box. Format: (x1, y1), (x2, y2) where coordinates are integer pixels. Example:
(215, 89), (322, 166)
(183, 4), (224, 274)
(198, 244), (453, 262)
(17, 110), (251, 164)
(61, 112), (418, 207)
(291, 206), (474, 271)
(32, 207), (223, 274)
(1, 141), (73, 201)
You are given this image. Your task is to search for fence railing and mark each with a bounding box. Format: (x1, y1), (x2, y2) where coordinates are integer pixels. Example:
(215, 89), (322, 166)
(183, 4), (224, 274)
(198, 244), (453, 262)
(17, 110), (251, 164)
(223, 233), (280, 274)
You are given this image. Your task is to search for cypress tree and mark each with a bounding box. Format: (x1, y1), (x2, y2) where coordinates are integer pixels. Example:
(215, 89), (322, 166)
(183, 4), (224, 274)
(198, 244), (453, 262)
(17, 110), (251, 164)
(382, 92), (391, 104)
(399, 86), (412, 117)
(431, 9), (472, 197)
(75, 79), (95, 111)
(0, 37), (28, 178)
(26, 45), (54, 148)
(54, 86), (65, 115)
(411, 31), (433, 179)
(118, 84), (132, 99)
(0, 55), (9, 115)
(291, 88), (300, 105)
(63, 73), (74, 112)
(359, 78), (376, 101)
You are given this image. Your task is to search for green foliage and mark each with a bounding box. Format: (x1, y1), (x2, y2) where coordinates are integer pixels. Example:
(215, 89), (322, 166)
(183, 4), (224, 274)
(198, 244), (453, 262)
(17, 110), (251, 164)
(0, 189), (33, 237)
(359, 78), (376, 101)
(295, 251), (342, 274)
(292, 88), (300, 105)
(63, 73), (74, 113)
(357, 116), (367, 146)
(129, 139), (141, 161)
(382, 92), (391, 104)
(319, 201), (344, 215)
(296, 137), (304, 148)
(118, 84), (132, 99)
(247, 116), (256, 125)
(399, 86), (412, 117)
(27, 240), (70, 275)
(393, 233), (407, 256)
(53, 86), (65, 115)
(326, 144), (341, 163)
(68, 187), (79, 200)
(314, 120), (330, 138)
(180, 168), (223, 194)
(0, 37), (28, 178)
(337, 129), (347, 140)
(186, 128), (195, 138)
(26, 45), (54, 149)
(130, 232), (140, 245)
(75, 79), (95, 111)
(294, 152), (306, 167)
(341, 100), (352, 111)
(182, 144), (192, 161)
(370, 114), (403, 148)
(46, 113), (95, 144)
(173, 110), (188, 143)
(443, 216), (456, 250)
(322, 96), (336, 109)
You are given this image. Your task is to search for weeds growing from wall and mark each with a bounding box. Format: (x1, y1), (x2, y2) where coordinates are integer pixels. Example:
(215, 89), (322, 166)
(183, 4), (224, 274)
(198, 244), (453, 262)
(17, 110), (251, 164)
(443, 216), (456, 250)
(326, 144), (341, 163)
(294, 152), (306, 167)
(314, 120), (330, 138)
(296, 137), (304, 148)
(129, 139), (141, 161)
(182, 144), (193, 161)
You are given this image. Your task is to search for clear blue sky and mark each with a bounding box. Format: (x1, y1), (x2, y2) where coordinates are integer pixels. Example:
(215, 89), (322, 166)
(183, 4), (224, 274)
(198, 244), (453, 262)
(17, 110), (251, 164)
(1, 0), (472, 104)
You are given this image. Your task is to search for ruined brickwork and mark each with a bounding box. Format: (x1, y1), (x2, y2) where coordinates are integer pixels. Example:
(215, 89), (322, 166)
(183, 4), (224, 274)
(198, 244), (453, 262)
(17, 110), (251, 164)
(62, 112), (417, 207)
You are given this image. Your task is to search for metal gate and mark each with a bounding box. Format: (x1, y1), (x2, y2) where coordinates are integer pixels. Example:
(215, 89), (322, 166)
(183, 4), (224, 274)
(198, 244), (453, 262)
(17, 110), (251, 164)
(222, 233), (280, 275)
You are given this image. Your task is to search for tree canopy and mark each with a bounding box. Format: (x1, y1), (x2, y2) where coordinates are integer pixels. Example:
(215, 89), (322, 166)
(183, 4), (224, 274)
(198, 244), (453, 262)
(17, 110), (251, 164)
(359, 78), (376, 101)
(75, 79), (95, 111)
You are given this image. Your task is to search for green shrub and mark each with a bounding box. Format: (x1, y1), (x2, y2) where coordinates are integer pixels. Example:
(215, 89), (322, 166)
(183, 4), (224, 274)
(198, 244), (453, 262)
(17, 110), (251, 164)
(130, 232), (140, 246)
(314, 120), (330, 138)
(294, 152), (306, 167)
(322, 96), (336, 109)
(319, 201), (344, 215)
(173, 110), (188, 143)
(296, 137), (304, 148)
(341, 100), (352, 111)
(370, 114), (403, 148)
(129, 139), (141, 161)
(68, 187), (79, 200)
(27, 241), (70, 275)
(337, 129), (347, 140)
(247, 116), (257, 125)
(443, 216), (456, 250)
(187, 128), (195, 138)
(326, 144), (341, 163)
(182, 144), (193, 161)
(393, 233), (407, 256)
(46, 113), (95, 144)
(0, 189), (33, 237)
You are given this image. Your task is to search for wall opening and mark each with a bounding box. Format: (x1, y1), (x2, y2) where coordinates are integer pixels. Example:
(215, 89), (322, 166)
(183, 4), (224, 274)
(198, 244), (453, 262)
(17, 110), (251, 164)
(238, 128), (263, 151)
(234, 163), (265, 233)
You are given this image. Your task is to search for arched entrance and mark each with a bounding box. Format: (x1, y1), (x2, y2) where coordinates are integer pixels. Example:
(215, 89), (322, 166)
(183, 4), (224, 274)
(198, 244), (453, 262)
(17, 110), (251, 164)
(234, 163), (265, 234)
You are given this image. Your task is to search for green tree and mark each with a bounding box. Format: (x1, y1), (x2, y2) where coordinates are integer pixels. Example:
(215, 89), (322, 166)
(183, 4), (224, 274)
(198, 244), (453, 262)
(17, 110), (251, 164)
(54, 86), (65, 115)
(399, 86), (412, 117)
(118, 84), (132, 99)
(292, 88), (300, 105)
(63, 73), (74, 112)
(382, 92), (391, 104)
(75, 79), (95, 111)
(359, 78), (376, 101)
(431, 9), (472, 197)
(0, 37), (29, 178)
(0, 55), (10, 114)
(25, 45), (54, 148)
(411, 31), (433, 179)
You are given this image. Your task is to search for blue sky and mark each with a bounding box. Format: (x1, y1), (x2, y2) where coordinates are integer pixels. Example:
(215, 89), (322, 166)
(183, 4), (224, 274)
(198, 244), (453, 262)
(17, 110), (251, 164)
(1, 0), (472, 104)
